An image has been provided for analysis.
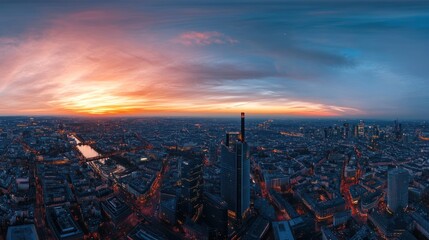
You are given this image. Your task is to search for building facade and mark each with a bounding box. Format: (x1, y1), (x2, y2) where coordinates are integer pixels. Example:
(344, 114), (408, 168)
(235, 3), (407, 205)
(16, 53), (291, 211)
(179, 152), (204, 220)
(387, 168), (409, 213)
(220, 113), (250, 222)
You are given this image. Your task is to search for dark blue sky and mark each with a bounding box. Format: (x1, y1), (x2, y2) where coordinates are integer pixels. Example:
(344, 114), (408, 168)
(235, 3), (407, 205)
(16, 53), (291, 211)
(0, 1), (428, 118)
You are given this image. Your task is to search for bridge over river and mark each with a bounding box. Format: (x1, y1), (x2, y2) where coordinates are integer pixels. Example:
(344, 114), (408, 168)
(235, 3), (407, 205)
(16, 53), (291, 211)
(70, 135), (150, 162)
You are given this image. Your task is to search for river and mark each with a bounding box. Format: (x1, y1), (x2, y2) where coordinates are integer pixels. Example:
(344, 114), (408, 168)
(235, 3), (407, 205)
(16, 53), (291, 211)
(70, 135), (100, 159)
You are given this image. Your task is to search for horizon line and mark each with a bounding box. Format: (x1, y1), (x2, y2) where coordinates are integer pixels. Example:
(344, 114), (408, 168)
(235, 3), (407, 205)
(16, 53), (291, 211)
(0, 114), (427, 122)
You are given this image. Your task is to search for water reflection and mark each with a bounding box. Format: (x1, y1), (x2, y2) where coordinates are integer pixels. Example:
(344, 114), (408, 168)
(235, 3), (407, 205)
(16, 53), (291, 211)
(70, 135), (100, 159)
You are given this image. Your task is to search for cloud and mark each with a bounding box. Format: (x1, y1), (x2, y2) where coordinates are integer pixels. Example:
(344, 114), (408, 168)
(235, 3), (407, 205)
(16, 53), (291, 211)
(175, 31), (238, 46)
(0, 5), (365, 116)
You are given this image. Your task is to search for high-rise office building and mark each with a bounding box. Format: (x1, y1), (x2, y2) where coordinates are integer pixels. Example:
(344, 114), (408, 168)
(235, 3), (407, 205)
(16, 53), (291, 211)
(179, 152), (204, 221)
(358, 120), (365, 138)
(387, 168), (409, 213)
(343, 123), (350, 139)
(220, 113), (250, 222)
(394, 120), (403, 140)
(203, 193), (228, 240)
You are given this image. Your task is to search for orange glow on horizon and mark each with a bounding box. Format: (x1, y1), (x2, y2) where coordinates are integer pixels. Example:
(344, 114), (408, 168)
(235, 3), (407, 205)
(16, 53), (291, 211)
(44, 100), (362, 117)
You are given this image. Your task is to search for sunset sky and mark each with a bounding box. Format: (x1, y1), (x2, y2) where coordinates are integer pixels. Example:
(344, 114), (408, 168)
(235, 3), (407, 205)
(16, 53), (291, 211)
(0, 0), (428, 118)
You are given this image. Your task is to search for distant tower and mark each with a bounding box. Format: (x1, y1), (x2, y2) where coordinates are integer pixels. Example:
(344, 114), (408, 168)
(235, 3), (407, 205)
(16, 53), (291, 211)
(387, 168), (409, 213)
(179, 152), (204, 221)
(394, 120), (403, 140)
(358, 120), (365, 138)
(220, 113), (250, 222)
(240, 112), (245, 142)
(343, 123), (350, 139)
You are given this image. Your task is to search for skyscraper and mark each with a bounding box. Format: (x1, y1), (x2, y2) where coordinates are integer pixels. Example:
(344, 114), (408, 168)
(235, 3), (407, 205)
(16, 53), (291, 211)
(343, 123), (350, 139)
(394, 120), (403, 141)
(220, 113), (250, 222)
(203, 192), (228, 240)
(179, 152), (204, 221)
(387, 168), (409, 213)
(358, 120), (365, 138)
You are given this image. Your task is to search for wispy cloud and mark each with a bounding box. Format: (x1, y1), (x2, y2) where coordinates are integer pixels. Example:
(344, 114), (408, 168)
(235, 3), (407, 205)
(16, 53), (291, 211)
(0, 9), (359, 117)
(3, 1), (428, 118)
(175, 31), (238, 46)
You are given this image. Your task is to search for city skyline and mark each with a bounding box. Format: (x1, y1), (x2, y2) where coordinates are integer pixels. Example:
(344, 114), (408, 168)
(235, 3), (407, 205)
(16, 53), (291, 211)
(0, 112), (428, 239)
(1, 1), (429, 118)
